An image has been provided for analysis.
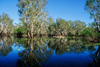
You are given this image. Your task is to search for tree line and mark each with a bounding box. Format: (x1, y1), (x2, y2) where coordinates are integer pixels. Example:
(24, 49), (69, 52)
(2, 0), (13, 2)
(0, 13), (14, 36)
(0, 0), (100, 40)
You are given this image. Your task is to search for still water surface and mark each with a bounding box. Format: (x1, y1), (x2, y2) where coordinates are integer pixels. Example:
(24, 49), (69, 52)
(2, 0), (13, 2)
(0, 37), (100, 67)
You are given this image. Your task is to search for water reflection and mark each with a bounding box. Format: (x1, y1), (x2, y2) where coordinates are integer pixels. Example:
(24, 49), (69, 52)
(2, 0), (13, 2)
(0, 37), (13, 56)
(48, 38), (96, 54)
(93, 46), (100, 67)
(0, 37), (100, 67)
(16, 38), (53, 67)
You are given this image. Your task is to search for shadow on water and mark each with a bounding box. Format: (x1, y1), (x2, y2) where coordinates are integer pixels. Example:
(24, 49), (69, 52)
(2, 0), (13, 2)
(93, 46), (100, 67)
(0, 37), (100, 67)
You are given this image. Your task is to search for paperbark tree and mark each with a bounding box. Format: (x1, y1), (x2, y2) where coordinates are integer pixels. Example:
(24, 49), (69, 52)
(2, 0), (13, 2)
(85, 0), (100, 32)
(17, 0), (48, 38)
(0, 13), (14, 36)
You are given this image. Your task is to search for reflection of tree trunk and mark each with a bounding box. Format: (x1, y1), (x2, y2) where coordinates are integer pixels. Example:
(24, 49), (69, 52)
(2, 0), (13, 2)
(94, 46), (100, 67)
(30, 39), (33, 55)
(3, 37), (7, 42)
(25, 39), (30, 60)
(27, 39), (30, 48)
(2, 37), (8, 47)
(10, 36), (14, 42)
(95, 46), (100, 58)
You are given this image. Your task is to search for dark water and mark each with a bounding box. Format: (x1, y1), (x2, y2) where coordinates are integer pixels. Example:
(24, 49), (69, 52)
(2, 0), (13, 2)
(0, 37), (100, 67)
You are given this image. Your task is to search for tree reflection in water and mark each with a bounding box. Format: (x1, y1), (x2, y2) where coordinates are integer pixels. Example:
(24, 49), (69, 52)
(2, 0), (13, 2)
(93, 46), (100, 67)
(48, 38), (96, 54)
(0, 37), (100, 67)
(0, 36), (13, 56)
(15, 38), (53, 67)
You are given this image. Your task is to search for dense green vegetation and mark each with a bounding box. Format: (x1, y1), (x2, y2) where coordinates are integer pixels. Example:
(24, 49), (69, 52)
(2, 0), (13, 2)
(0, 0), (100, 67)
(0, 0), (100, 42)
(14, 18), (100, 42)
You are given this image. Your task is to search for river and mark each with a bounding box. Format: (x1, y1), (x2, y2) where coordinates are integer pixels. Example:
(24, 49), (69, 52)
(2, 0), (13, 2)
(0, 37), (100, 67)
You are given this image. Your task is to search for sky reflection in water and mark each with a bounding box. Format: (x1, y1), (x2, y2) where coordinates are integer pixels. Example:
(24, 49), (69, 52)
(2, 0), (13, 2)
(0, 37), (99, 67)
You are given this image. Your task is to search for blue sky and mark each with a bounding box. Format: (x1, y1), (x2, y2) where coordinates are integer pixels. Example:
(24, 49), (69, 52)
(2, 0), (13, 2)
(0, 0), (94, 25)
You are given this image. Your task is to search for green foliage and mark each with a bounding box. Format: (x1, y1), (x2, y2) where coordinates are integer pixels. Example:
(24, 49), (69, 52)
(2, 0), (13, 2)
(80, 27), (100, 41)
(81, 28), (92, 37)
(0, 13), (14, 35)
(48, 18), (86, 37)
(14, 26), (27, 35)
(67, 32), (74, 37)
(85, 0), (100, 32)
(56, 18), (68, 36)
(17, 0), (48, 38)
(48, 17), (56, 35)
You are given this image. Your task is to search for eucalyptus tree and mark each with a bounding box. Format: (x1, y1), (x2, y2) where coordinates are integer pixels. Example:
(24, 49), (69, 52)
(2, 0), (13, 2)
(89, 22), (97, 28)
(56, 18), (71, 36)
(40, 12), (48, 35)
(0, 13), (14, 36)
(85, 0), (100, 32)
(28, 0), (48, 37)
(48, 17), (56, 36)
(73, 21), (86, 36)
(7, 19), (14, 35)
(0, 16), (2, 33)
(17, 0), (48, 38)
(17, 0), (31, 37)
